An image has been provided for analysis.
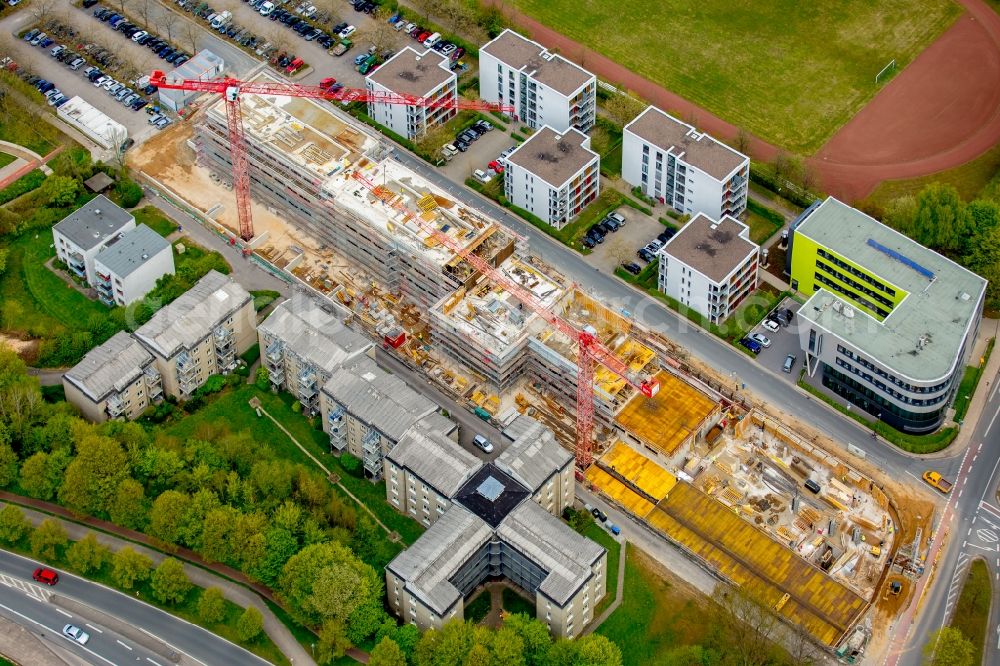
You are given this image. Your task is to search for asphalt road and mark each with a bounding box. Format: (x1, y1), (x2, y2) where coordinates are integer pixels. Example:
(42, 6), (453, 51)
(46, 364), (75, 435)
(0, 548), (269, 666)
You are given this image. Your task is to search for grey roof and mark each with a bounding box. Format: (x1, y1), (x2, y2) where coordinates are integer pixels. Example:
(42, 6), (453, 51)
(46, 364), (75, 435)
(506, 126), (598, 188)
(481, 29), (594, 96)
(367, 47), (455, 98)
(52, 195), (134, 251)
(134, 270), (251, 358)
(322, 356), (440, 442)
(259, 293), (372, 375)
(495, 417), (572, 493)
(795, 198), (987, 382)
(387, 419), (482, 498)
(94, 225), (172, 279)
(387, 505), (493, 615)
(83, 172), (114, 193)
(168, 49), (223, 80)
(497, 501), (605, 606)
(625, 106), (748, 181)
(660, 213), (758, 283)
(63, 331), (153, 402)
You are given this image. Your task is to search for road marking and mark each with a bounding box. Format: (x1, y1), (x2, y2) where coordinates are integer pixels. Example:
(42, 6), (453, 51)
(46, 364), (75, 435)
(55, 608), (72, 618)
(905, 470), (923, 483)
(978, 528), (999, 543)
(969, 527), (974, 536)
(85, 623), (103, 633)
(982, 501), (1000, 522)
(0, 600), (115, 666)
(986, 410), (1000, 437)
(147, 658), (163, 666)
(116, 639), (132, 650)
(978, 513), (1000, 531)
(969, 543), (996, 552)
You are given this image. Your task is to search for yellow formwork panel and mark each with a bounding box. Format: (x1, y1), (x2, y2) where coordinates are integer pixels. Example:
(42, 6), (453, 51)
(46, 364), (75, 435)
(601, 443), (677, 501)
(646, 483), (865, 646)
(586, 467), (655, 518)
(615, 372), (718, 456)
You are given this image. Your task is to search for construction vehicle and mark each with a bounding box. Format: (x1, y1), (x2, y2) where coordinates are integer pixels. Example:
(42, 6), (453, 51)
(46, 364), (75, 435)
(922, 470), (953, 494)
(331, 39), (353, 56)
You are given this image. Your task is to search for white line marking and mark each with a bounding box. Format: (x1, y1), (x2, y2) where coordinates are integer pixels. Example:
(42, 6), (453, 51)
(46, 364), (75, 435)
(905, 470), (923, 483)
(147, 658), (163, 666)
(969, 543), (996, 552)
(116, 639), (132, 651)
(986, 410), (999, 437)
(85, 623), (103, 633)
(0, 601), (116, 666)
(55, 608), (72, 618)
(978, 514), (1000, 531)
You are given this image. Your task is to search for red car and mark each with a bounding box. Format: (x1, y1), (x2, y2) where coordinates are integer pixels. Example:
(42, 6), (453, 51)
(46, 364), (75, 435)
(417, 31), (431, 43)
(319, 77), (337, 88)
(488, 161), (504, 174)
(33, 567), (59, 585)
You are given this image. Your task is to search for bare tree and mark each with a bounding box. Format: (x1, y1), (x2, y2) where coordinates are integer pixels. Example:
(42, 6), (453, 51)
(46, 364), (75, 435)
(772, 150), (792, 182)
(735, 127), (752, 156)
(799, 164), (819, 193)
(264, 26), (292, 58)
(181, 20), (201, 55)
(312, 0), (341, 26)
(787, 623), (821, 666)
(608, 238), (632, 267)
(603, 91), (645, 128)
(113, 0), (131, 16)
(358, 7), (398, 56)
(28, 0), (58, 23)
(134, 0), (155, 29)
(713, 585), (781, 666)
(411, 0), (444, 23)
(160, 11), (179, 45)
(110, 127), (129, 170)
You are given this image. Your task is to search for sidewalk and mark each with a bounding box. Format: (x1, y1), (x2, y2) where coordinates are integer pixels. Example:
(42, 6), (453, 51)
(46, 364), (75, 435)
(951, 326), (1000, 451)
(0, 492), (315, 666)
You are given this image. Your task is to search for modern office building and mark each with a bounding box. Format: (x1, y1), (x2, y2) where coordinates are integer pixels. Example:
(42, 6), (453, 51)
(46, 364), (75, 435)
(321, 355), (452, 478)
(788, 197), (987, 433)
(62, 331), (163, 422)
(133, 270), (255, 398)
(657, 213), (759, 324)
(92, 225), (174, 306)
(366, 47), (457, 139)
(479, 29), (597, 133)
(52, 195), (136, 286)
(385, 417), (605, 638)
(157, 50), (225, 113)
(258, 292), (372, 414)
(622, 107), (749, 219)
(504, 126), (600, 229)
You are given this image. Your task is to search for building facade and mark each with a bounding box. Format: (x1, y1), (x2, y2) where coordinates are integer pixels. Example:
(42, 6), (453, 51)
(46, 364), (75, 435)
(788, 198), (986, 433)
(92, 225), (174, 306)
(158, 50), (225, 113)
(258, 292), (372, 415)
(657, 213), (759, 324)
(52, 195), (136, 286)
(62, 331), (163, 422)
(504, 126), (599, 229)
(623, 107), (749, 220)
(133, 270), (255, 399)
(479, 29), (596, 133)
(366, 47), (457, 140)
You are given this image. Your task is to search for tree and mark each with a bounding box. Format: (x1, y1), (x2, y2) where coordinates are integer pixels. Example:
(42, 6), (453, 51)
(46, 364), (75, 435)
(19, 452), (61, 500)
(491, 627), (526, 666)
(252, 526), (299, 586)
(278, 541), (383, 628)
(317, 619), (352, 664)
(923, 627), (975, 666)
(254, 366), (271, 391)
(151, 558), (191, 605)
(0, 441), (17, 487)
(772, 151), (793, 184)
(503, 613), (551, 666)
(181, 20), (201, 55)
(368, 637), (406, 666)
(0, 504), (31, 545)
(58, 435), (131, 515)
(39, 175), (79, 208)
(603, 92), (646, 128)
(66, 532), (111, 575)
(236, 606), (263, 642)
(411, 0), (443, 23)
(198, 587), (227, 624)
(108, 479), (147, 530)
(134, 0), (154, 28)
(149, 489), (192, 546)
(161, 10), (179, 44)
(28, 0), (58, 22)
(912, 184), (972, 256)
(735, 127), (752, 156)
(111, 546), (153, 590)
(359, 7), (398, 56)
(30, 519), (68, 561)
(0, 349), (44, 437)
(199, 506), (238, 564)
(713, 585), (780, 666)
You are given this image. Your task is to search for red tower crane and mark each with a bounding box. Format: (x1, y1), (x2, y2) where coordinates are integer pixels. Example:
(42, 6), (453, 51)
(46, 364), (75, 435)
(147, 70), (659, 467)
(148, 69), (514, 243)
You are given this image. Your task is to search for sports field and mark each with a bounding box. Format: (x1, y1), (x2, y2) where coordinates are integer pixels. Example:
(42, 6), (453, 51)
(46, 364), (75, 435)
(513, 0), (961, 153)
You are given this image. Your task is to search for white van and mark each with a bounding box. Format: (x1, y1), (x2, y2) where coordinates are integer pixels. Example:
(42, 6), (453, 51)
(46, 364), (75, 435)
(423, 32), (441, 49)
(259, 2), (275, 16)
(210, 10), (231, 29)
(473, 435), (494, 454)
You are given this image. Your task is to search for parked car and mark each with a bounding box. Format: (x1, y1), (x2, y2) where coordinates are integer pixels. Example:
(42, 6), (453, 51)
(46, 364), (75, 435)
(782, 353), (797, 373)
(749, 333), (771, 348)
(762, 319), (780, 333)
(637, 248), (655, 262)
(473, 169), (492, 184)
(338, 25), (355, 39)
(739, 337), (762, 354)
(591, 507), (608, 522)
(621, 262), (642, 275)
(472, 434), (494, 454)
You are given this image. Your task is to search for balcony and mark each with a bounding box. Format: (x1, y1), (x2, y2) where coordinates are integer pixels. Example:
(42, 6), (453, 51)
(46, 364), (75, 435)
(176, 351), (197, 377)
(327, 406), (347, 452)
(106, 394), (125, 418)
(67, 252), (86, 277)
(214, 327), (236, 370)
(297, 366), (317, 399)
(145, 367), (163, 401)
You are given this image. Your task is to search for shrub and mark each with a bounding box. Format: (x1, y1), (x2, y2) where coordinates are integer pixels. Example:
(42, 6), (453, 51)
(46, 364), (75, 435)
(0, 505), (31, 545)
(198, 587), (227, 624)
(30, 519), (68, 560)
(66, 532), (111, 574)
(0, 170), (46, 205)
(115, 179), (143, 208)
(111, 546), (153, 590)
(237, 606), (264, 642)
(254, 367), (270, 391)
(151, 558), (192, 605)
(340, 453), (363, 477)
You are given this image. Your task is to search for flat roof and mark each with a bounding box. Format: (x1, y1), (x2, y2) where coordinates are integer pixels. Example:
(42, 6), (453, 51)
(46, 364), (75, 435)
(387, 505), (493, 615)
(506, 126), (597, 188)
(53, 195), (134, 251)
(480, 29), (594, 96)
(133, 270), (251, 358)
(660, 213), (757, 283)
(455, 464), (530, 528)
(616, 371), (718, 456)
(625, 106), (748, 181)
(322, 355), (441, 442)
(167, 49), (223, 80)
(494, 417), (572, 494)
(63, 331), (153, 402)
(795, 198), (986, 381)
(367, 46), (454, 98)
(259, 293), (372, 376)
(83, 172), (114, 193)
(387, 419), (483, 498)
(497, 501), (604, 605)
(94, 225), (171, 279)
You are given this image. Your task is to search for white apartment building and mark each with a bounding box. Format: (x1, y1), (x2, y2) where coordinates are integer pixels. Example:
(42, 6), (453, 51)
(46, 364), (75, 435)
(658, 213), (759, 324)
(479, 29), (596, 133)
(258, 292), (373, 415)
(92, 225), (174, 306)
(53, 195), (136, 286)
(366, 47), (457, 139)
(62, 331), (164, 423)
(133, 270), (255, 398)
(504, 126), (600, 229)
(623, 107), (749, 220)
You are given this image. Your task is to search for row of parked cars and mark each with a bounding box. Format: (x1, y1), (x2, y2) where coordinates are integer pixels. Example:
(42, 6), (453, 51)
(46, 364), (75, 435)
(395, 15), (466, 67)
(442, 118), (495, 162)
(582, 212), (628, 250)
(91, 7), (192, 67)
(738, 307), (794, 356)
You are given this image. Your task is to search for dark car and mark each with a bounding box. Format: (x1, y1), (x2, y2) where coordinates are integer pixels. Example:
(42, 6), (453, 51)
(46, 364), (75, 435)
(83, 0), (99, 6)
(454, 140), (469, 152)
(637, 248), (655, 262)
(621, 262), (642, 275)
(739, 337), (762, 354)
(132, 99), (148, 111)
(33, 567), (59, 585)
(450, 46), (465, 61)
(582, 236), (597, 249)
(591, 507), (608, 522)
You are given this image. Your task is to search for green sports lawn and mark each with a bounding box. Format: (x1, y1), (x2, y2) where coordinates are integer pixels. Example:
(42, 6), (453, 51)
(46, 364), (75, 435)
(514, 0), (962, 153)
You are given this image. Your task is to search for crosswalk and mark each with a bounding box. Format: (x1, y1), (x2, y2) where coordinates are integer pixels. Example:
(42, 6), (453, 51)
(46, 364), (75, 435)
(0, 573), (52, 603)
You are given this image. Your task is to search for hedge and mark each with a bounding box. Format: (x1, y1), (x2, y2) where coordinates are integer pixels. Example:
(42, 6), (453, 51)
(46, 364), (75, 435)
(749, 161), (819, 209)
(0, 170), (46, 205)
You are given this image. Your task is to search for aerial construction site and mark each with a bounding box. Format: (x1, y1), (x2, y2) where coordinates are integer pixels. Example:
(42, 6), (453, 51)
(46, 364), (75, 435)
(130, 73), (911, 655)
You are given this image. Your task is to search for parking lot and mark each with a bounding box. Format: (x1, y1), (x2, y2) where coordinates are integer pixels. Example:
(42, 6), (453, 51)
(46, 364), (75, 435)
(440, 126), (517, 182)
(583, 205), (668, 273)
(745, 297), (802, 377)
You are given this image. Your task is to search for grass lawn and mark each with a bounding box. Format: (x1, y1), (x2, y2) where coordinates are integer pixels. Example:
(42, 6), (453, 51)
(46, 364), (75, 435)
(746, 210), (782, 245)
(251, 290), (282, 312)
(501, 587), (537, 617)
(582, 522), (621, 617)
(0, 77), (65, 155)
(0, 152), (14, 168)
(134, 206), (179, 237)
(953, 338), (994, 423)
(515, 0), (960, 152)
(466, 590), (492, 623)
(949, 559), (992, 666)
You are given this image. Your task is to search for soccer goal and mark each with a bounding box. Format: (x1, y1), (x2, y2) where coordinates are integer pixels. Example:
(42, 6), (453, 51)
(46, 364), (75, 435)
(875, 59), (897, 85)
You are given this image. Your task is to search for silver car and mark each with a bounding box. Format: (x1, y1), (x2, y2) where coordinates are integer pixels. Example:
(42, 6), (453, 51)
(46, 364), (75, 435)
(62, 624), (90, 645)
